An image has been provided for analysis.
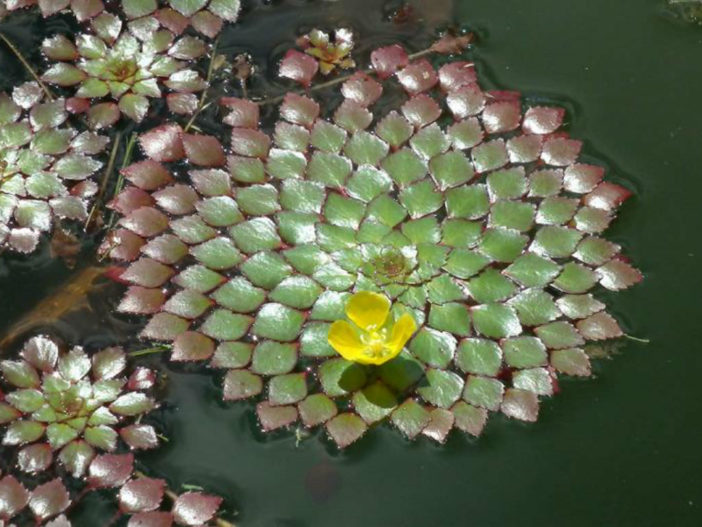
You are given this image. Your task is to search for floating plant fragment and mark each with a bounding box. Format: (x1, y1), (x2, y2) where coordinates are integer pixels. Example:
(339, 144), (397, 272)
(0, 336), (158, 477)
(106, 38), (641, 448)
(41, 18), (208, 123)
(297, 27), (355, 75)
(0, 82), (107, 253)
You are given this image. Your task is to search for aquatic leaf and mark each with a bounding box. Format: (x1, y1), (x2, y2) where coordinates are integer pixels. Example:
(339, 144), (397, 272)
(28, 479), (69, 521)
(88, 453), (134, 488)
(279, 50), (319, 87)
(326, 413), (367, 448)
(256, 401), (298, 431)
(119, 477), (165, 513)
(501, 388), (539, 422)
(0, 475), (30, 518)
(172, 492), (222, 526)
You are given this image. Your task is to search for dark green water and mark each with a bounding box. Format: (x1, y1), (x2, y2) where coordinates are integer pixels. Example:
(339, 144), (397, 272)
(1, 0), (701, 525)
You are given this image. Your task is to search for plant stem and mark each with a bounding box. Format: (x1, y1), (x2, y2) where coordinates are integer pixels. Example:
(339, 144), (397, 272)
(624, 334), (651, 344)
(86, 133), (121, 229)
(184, 39), (219, 132)
(128, 345), (171, 357)
(0, 31), (54, 101)
(105, 132), (138, 231)
(255, 44), (447, 107)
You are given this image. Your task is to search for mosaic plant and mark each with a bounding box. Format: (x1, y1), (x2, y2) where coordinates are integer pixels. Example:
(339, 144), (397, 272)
(102, 39), (642, 448)
(0, 81), (107, 253)
(41, 14), (210, 124)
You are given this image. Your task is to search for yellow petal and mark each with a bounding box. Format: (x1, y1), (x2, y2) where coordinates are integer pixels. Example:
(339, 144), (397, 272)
(328, 320), (367, 361)
(384, 313), (417, 355)
(345, 291), (391, 331)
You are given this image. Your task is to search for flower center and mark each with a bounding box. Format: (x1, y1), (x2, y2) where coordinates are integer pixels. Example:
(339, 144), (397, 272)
(361, 329), (388, 356)
(107, 58), (138, 82)
(370, 247), (411, 282)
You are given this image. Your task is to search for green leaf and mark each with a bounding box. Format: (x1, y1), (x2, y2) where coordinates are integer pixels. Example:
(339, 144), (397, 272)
(471, 304), (522, 338)
(200, 309), (253, 340)
(381, 148), (426, 187)
(478, 228), (528, 263)
(455, 338), (502, 376)
(346, 166), (393, 202)
(428, 303), (471, 336)
(487, 167), (527, 200)
(252, 303), (305, 342)
(391, 399), (430, 439)
(508, 289), (560, 326)
(266, 148), (307, 180)
(6, 389), (44, 413)
(352, 382), (397, 424)
(532, 226), (583, 259)
(234, 184), (280, 216)
(319, 358), (367, 398)
(445, 185), (490, 219)
(399, 179), (443, 218)
(378, 351), (425, 392)
(490, 200), (536, 232)
(512, 368), (553, 395)
(3, 420), (45, 445)
(326, 413), (367, 448)
(417, 368), (464, 409)
(229, 218), (282, 254)
(323, 193), (366, 229)
(307, 152), (352, 188)
(1, 360), (40, 389)
(300, 323), (337, 357)
(443, 249), (490, 279)
(409, 328), (456, 369)
(240, 251), (292, 289)
(467, 268), (517, 304)
(375, 111), (413, 148)
(280, 179), (326, 213)
(553, 263), (599, 294)
(270, 276), (322, 309)
(223, 370), (262, 400)
(504, 253), (561, 288)
(503, 337), (548, 368)
(429, 151), (474, 190)
(534, 321), (585, 349)
(211, 277), (266, 313)
(310, 120), (347, 153)
(410, 123), (450, 160)
(463, 375), (504, 411)
(269, 373), (307, 405)
(190, 237), (243, 270)
(110, 393), (155, 416)
(298, 394), (338, 426)
(343, 131), (389, 166)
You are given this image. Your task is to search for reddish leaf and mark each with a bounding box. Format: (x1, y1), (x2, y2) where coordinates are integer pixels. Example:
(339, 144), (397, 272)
(256, 401), (298, 431)
(482, 100), (522, 134)
(21, 335), (59, 372)
(88, 453), (134, 488)
(279, 49), (319, 87)
(401, 94), (442, 128)
(141, 234), (189, 265)
(109, 187), (156, 215)
(340, 72), (383, 107)
(182, 134), (226, 167)
(507, 134), (543, 163)
(421, 408), (454, 444)
(221, 97), (260, 129)
(370, 44), (409, 79)
(139, 124), (185, 163)
(438, 61), (477, 91)
(501, 388), (539, 422)
(8, 228), (40, 254)
(128, 511), (174, 527)
(230, 128), (271, 158)
(576, 312), (624, 341)
(172, 492), (223, 526)
(152, 184), (199, 216)
(446, 84), (486, 119)
(119, 477), (165, 513)
(140, 313), (189, 341)
(280, 93), (320, 128)
(326, 413), (367, 448)
(0, 475), (30, 519)
(156, 8), (190, 34)
(18, 443), (53, 473)
(564, 164), (605, 194)
(596, 259), (643, 291)
(396, 59), (438, 95)
(172, 331), (215, 361)
(128, 367), (157, 391)
(583, 182), (633, 211)
(118, 286), (166, 315)
(120, 424), (159, 450)
(523, 106), (566, 135)
(122, 161), (173, 191)
(28, 479), (69, 521)
(101, 229), (145, 262)
(541, 137), (582, 166)
(166, 93), (199, 115)
(122, 258), (175, 288)
(120, 207), (170, 238)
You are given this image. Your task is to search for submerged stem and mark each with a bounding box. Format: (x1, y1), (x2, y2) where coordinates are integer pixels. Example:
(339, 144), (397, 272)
(86, 133), (122, 230)
(0, 31), (54, 101)
(128, 345), (171, 358)
(624, 334), (651, 344)
(184, 39), (219, 133)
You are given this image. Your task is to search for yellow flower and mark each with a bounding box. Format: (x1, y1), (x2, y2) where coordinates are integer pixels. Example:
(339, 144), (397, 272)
(327, 291), (417, 365)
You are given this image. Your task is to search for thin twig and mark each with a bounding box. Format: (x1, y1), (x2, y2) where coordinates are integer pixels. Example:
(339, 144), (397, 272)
(624, 334), (651, 344)
(105, 132), (138, 231)
(255, 45), (446, 107)
(128, 345), (171, 358)
(86, 133), (121, 230)
(184, 38), (220, 133)
(0, 31), (54, 100)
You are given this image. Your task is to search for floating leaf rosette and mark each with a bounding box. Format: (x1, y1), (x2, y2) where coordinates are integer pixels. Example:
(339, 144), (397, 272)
(0, 335), (158, 477)
(4, 0), (240, 37)
(41, 16), (208, 124)
(0, 81), (107, 253)
(104, 40), (641, 448)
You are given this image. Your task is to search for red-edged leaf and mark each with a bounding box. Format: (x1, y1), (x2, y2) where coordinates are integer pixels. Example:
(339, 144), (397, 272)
(21, 335), (59, 372)
(109, 187), (155, 215)
(88, 453), (134, 488)
(172, 492), (223, 526)
(152, 184), (199, 216)
(279, 49), (319, 87)
(128, 367), (157, 391)
(280, 93), (320, 128)
(501, 388), (539, 422)
(221, 97), (260, 129)
(223, 370), (262, 401)
(230, 128), (271, 158)
(370, 44), (409, 79)
(101, 229), (145, 262)
(596, 259), (643, 291)
(438, 61), (477, 91)
(482, 100), (522, 134)
(191, 10), (224, 38)
(541, 137), (582, 166)
(563, 164), (605, 194)
(139, 124), (185, 163)
(122, 161), (173, 191)
(28, 479), (69, 521)
(340, 72), (383, 107)
(0, 475), (30, 519)
(182, 134), (226, 167)
(401, 94), (442, 128)
(155, 8), (189, 35)
(421, 408), (454, 444)
(256, 401), (298, 431)
(118, 286), (166, 315)
(119, 477), (165, 513)
(140, 313), (189, 341)
(120, 424), (159, 450)
(167, 93), (199, 115)
(326, 413), (367, 448)
(523, 106), (566, 135)
(576, 312), (624, 341)
(446, 84), (485, 119)
(141, 235), (189, 265)
(128, 511), (174, 527)
(396, 59), (438, 95)
(120, 207), (169, 237)
(18, 443), (53, 474)
(122, 258), (175, 288)
(583, 182), (633, 211)
(172, 331), (215, 361)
